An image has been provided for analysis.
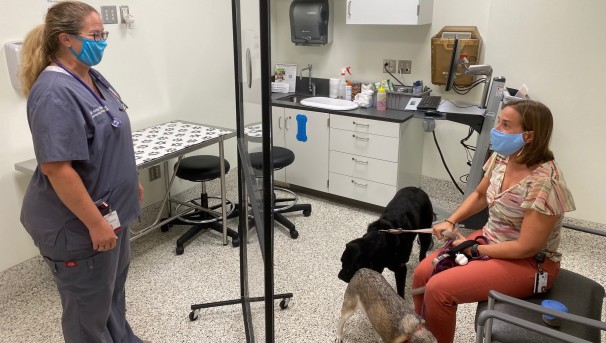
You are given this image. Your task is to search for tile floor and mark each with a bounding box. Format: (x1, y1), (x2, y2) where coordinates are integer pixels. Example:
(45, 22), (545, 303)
(0, 172), (604, 342)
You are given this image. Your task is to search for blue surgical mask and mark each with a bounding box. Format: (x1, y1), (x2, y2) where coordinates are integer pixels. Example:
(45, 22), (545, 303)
(490, 128), (526, 156)
(69, 35), (107, 66)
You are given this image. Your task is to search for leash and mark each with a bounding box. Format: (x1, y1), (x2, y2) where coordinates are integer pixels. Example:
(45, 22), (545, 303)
(379, 228), (457, 240)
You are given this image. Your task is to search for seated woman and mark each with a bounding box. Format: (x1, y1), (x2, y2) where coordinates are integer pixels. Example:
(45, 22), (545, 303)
(412, 99), (576, 343)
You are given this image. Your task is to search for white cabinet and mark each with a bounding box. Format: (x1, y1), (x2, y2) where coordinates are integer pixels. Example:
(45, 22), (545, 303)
(346, 0), (433, 25)
(272, 106), (330, 192)
(328, 115), (424, 206)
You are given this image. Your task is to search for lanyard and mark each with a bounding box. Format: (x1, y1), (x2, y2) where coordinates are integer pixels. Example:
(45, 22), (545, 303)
(53, 59), (123, 128)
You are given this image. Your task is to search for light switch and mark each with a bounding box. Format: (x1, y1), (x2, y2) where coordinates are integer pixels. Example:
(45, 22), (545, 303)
(101, 6), (118, 24)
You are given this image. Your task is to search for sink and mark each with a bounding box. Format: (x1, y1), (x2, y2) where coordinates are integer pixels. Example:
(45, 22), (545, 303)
(299, 97), (359, 111)
(276, 94), (311, 103)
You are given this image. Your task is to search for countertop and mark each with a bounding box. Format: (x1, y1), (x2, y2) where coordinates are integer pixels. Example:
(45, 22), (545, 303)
(271, 92), (416, 124)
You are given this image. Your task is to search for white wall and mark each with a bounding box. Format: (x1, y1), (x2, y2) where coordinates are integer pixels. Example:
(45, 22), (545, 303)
(0, 0), (236, 271)
(2, 0), (605, 271)
(273, 0), (606, 223)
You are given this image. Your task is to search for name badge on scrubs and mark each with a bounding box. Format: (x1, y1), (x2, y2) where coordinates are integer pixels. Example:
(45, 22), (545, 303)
(104, 211), (122, 232)
(534, 271), (548, 294)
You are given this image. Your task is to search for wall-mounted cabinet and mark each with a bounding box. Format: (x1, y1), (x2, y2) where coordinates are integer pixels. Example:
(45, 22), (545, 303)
(346, 0), (433, 25)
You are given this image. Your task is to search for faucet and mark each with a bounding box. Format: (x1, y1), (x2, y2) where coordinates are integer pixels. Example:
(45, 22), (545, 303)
(299, 64), (316, 96)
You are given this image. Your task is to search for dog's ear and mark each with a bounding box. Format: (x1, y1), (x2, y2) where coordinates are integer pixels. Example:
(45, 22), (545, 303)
(341, 241), (361, 263)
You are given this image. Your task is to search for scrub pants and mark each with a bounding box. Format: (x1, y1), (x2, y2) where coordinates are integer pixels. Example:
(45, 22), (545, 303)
(38, 227), (142, 343)
(411, 229), (560, 343)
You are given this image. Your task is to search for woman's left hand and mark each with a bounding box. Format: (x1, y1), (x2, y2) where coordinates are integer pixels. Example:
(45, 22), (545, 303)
(449, 229), (473, 254)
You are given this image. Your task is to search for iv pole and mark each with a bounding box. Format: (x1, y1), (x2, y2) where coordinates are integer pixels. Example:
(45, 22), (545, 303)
(432, 76), (506, 229)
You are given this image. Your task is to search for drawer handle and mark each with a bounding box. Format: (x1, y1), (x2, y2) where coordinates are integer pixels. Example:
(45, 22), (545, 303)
(353, 121), (369, 128)
(352, 157), (368, 165)
(351, 180), (368, 188)
(352, 134), (369, 142)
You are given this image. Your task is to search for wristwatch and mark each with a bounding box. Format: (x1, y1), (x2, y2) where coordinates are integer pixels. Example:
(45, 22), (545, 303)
(470, 244), (480, 258)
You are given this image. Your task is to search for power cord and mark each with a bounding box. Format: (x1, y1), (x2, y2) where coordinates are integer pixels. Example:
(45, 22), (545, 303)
(383, 63), (406, 86)
(452, 78), (486, 95)
(444, 99), (481, 109)
(432, 130), (465, 195)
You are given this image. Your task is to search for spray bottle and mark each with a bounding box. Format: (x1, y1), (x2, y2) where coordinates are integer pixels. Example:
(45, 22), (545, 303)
(337, 66), (351, 99)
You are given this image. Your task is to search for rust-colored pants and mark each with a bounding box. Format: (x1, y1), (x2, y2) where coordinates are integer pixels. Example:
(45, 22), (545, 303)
(412, 229), (560, 343)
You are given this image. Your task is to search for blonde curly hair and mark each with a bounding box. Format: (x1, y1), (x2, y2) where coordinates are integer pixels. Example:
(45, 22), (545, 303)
(20, 1), (97, 96)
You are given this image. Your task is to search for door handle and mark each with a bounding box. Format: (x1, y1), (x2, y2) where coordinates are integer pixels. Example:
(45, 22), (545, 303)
(285, 116), (291, 130)
(278, 116), (283, 129)
(352, 157), (369, 165)
(353, 121), (369, 128)
(246, 48), (252, 89)
(347, 1), (352, 17)
(352, 134), (369, 142)
(351, 180), (368, 188)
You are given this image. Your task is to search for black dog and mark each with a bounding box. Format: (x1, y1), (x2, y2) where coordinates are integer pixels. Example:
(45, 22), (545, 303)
(338, 187), (434, 297)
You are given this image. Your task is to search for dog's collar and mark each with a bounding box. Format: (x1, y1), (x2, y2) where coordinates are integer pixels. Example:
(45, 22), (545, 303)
(405, 324), (425, 343)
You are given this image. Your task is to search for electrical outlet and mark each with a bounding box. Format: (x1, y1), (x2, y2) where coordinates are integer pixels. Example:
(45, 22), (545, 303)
(100, 6), (118, 24)
(149, 165), (161, 182)
(383, 59), (396, 73)
(398, 60), (412, 74)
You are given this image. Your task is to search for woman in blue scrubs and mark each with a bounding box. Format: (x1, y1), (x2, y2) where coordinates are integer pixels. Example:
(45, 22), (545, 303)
(20, 2), (147, 342)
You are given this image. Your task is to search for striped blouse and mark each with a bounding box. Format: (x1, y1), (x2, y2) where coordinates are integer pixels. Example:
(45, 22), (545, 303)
(482, 153), (576, 262)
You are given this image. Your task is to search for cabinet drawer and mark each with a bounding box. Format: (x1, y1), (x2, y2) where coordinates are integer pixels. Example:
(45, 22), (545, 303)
(330, 115), (400, 138)
(329, 173), (396, 207)
(329, 151), (397, 186)
(330, 128), (399, 162)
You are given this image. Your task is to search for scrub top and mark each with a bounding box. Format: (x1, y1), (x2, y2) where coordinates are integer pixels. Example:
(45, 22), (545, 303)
(21, 66), (140, 250)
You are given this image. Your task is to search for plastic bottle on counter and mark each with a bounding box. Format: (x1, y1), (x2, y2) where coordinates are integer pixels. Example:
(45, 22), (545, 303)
(345, 80), (352, 101)
(376, 86), (387, 111)
(337, 66), (351, 99)
(329, 78), (339, 98)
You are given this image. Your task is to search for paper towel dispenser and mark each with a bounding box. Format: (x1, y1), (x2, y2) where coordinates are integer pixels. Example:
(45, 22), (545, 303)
(290, 0), (333, 46)
(5, 41), (23, 91)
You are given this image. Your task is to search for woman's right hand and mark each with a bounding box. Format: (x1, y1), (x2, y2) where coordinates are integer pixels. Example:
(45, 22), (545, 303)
(89, 222), (118, 251)
(433, 220), (456, 240)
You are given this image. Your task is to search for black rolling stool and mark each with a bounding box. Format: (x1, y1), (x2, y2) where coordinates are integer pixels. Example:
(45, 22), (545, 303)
(248, 146), (311, 239)
(164, 155), (239, 254)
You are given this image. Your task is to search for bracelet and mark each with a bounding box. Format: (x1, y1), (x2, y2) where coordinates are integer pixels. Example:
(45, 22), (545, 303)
(444, 219), (456, 228)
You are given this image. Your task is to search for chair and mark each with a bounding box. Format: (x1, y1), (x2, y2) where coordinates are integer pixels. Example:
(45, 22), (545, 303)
(164, 155), (239, 254)
(475, 225), (606, 342)
(248, 146), (311, 239)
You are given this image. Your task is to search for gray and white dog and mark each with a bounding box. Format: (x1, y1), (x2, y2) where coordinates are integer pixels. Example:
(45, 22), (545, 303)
(336, 268), (437, 343)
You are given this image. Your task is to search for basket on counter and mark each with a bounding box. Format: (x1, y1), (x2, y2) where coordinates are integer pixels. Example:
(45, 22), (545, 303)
(386, 86), (431, 111)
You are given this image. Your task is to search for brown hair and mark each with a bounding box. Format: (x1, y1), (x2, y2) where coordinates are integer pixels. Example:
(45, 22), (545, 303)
(19, 1), (97, 96)
(503, 99), (555, 167)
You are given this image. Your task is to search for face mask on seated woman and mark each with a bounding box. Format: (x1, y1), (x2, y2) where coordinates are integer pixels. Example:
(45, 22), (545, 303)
(490, 128), (529, 156)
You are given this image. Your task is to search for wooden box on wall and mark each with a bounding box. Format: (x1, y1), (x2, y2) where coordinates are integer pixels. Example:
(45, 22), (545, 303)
(431, 26), (482, 86)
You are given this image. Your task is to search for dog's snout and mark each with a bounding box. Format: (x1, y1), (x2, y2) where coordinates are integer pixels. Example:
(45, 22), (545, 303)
(338, 269), (353, 283)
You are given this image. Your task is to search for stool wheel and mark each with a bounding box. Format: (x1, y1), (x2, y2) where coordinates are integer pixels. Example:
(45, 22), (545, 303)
(290, 230), (299, 239)
(161, 223), (171, 232)
(176, 245), (184, 255)
(189, 310), (199, 321)
(231, 237), (240, 247)
(303, 209), (311, 217)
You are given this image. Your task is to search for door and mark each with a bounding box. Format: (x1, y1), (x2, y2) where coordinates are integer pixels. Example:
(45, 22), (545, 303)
(283, 108), (329, 192)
